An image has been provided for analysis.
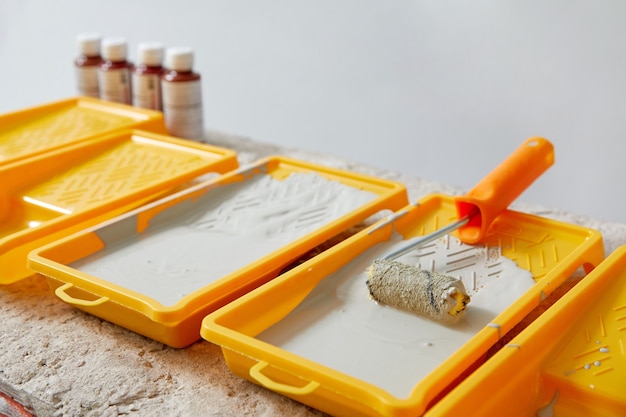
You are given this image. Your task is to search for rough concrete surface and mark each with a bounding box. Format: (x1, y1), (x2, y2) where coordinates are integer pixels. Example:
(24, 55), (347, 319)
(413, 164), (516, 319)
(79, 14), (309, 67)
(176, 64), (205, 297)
(1, 131), (625, 416)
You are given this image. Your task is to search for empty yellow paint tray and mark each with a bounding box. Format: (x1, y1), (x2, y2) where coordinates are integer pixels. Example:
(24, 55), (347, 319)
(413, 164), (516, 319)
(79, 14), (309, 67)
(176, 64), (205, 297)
(200, 195), (604, 417)
(28, 156), (409, 348)
(425, 244), (626, 417)
(0, 96), (166, 166)
(1, 129), (238, 283)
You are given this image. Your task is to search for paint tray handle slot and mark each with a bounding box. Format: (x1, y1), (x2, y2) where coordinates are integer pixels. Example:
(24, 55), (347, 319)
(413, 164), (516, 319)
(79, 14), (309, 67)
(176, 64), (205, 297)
(55, 283), (110, 307)
(249, 361), (320, 396)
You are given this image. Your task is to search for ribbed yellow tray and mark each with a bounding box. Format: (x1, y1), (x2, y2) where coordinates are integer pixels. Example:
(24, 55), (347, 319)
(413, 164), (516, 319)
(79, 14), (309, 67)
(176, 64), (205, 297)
(201, 195), (604, 417)
(28, 156), (409, 348)
(425, 245), (626, 417)
(0, 97), (166, 165)
(1, 129), (237, 283)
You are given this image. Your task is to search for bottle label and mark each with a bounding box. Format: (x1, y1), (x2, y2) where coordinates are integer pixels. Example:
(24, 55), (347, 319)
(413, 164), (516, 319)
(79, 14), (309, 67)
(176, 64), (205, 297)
(132, 73), (162, 111)
(76, 66), (99, 98)
(98, 68), (132, 104)
(162, 79), (204, 140)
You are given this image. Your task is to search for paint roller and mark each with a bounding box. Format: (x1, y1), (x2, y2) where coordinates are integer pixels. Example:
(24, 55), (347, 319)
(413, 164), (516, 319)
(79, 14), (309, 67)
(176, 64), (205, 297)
(366, 137), (555, 323)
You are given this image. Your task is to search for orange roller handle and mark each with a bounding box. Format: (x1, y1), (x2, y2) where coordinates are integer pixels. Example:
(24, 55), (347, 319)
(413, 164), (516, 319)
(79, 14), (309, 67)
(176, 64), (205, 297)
(455, 137), (554, 244)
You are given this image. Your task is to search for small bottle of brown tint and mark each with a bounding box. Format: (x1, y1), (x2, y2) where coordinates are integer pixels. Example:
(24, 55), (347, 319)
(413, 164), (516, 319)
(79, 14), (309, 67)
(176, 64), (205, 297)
(98, 37), (133, 104)
(161, 47), (204, 140)
(132, 42), (164, 110)
(74, 33), (102, 98)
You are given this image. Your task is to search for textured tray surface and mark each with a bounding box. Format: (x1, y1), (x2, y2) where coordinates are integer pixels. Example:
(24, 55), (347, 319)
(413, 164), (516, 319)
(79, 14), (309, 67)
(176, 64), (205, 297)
(0, 98), (164, 165)
(22, 139), (212, 213)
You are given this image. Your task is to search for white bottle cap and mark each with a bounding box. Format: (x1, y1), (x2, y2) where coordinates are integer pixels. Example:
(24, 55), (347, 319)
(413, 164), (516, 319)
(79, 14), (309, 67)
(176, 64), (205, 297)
(77, 32), (101, 57)
(101, 37), (128, 62)
(137, 42), (164, 67)
(165, 47), (194, 71)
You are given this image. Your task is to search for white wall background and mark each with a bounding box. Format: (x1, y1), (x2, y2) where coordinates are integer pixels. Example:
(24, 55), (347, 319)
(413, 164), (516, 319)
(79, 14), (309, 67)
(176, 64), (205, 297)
(1, 1), (625, 223)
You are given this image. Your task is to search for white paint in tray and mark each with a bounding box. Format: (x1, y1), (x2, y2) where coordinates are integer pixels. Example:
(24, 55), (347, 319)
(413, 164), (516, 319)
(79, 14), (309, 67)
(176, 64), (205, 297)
(70, 172), (377, 306)
(258, 234), (535, 398)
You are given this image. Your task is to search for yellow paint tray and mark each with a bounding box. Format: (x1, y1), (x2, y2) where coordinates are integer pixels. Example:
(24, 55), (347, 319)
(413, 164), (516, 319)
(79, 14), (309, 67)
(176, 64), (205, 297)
(0, 96), (166, 165)
(1, 129), (238, 283)
(424, 245), (626, 417)
(28, 156), (409, 348)
(200, 194), (604, 417)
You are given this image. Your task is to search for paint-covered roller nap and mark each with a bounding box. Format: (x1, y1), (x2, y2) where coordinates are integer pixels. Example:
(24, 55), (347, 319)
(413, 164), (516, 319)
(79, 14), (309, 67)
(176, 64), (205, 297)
(366, 137), (554, 321)
(367, 259), (470, 323)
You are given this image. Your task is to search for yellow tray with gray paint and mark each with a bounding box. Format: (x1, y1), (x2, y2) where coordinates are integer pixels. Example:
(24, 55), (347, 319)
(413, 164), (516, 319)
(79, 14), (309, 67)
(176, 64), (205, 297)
(1, 129), (238, 284)
(28, 156), (409, 348)
(200, 195), (604, 417)
(0, 96), (166, 166)
(425, 245), (626, 417)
